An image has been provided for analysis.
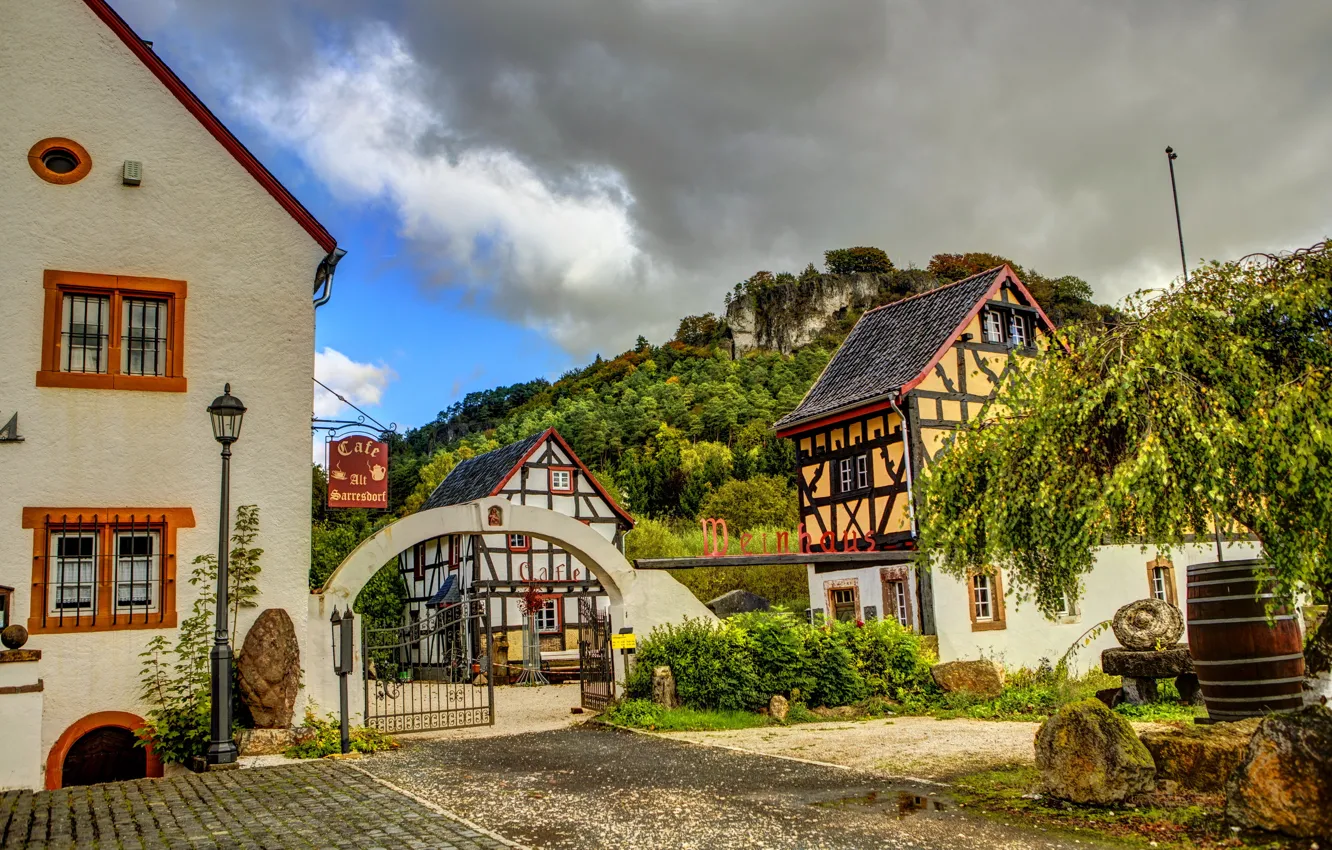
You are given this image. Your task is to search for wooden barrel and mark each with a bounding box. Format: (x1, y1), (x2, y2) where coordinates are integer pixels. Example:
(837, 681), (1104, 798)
(1187, 559), (1305, 721)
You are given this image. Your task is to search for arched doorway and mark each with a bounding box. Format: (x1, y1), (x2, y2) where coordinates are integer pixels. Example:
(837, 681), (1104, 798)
(311, 497), (713, 729)
(63, 727), (145, 786)
(45, 711), (163, 789)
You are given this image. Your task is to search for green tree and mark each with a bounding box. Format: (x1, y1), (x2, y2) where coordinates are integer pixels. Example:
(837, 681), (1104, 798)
(914, 242), (1332, 673)
(698, 475), (798, 531)
(824, 246), (894, 276)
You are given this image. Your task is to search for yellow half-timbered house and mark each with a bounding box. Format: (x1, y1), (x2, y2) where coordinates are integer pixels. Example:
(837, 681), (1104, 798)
(774, 265), (1055, 634)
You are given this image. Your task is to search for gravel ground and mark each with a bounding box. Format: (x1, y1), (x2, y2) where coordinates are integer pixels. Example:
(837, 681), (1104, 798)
(663, 716), (1043, 780)
(360, 723), (1123, 850)
(663, 715), (1171, 781)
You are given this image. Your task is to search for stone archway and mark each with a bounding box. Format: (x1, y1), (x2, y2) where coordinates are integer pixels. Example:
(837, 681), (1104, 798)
(306, 496), (713, 717)
(45, 711), (163, 790)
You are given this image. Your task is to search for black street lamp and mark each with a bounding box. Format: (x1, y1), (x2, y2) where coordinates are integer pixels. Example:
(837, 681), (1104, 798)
(330, 607), (355, 754)
(206, 383), (245, 766)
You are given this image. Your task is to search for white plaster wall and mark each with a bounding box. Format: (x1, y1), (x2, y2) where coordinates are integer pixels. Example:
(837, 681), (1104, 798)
(0, 659), (45, 791)
(932, 542), (1263, 672)
(805, 564), (918, 626)
(0, 0), (326, 784)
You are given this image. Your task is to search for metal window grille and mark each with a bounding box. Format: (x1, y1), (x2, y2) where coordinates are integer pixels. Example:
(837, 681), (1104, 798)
(122, 298), (168, 376)
(114, 529), (160, 610)
(61, 294), (110, 373)
(972, 575), (993, 620)
(37, 514), (169, 629)
(982, 310), (1003, 344)
(50, 531), (97, 612)
(535, 599), (559, 633)
(855, 454), (869, 489)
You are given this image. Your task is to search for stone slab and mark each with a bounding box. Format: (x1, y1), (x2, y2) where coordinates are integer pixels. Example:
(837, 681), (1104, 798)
(1101, 644), (1193, 677)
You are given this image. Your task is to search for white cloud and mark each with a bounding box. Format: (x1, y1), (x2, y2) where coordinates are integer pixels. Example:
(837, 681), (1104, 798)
(234, 28), (653, 353)
(313, 347), (395, 418)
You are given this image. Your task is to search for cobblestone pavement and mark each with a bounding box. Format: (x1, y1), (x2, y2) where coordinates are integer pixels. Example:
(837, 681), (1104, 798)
(366, 724), (1121, 850)
(0, 762), (516, 850)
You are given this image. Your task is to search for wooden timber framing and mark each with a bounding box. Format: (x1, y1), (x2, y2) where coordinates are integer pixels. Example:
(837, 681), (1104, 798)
(635, 551), (914, 570)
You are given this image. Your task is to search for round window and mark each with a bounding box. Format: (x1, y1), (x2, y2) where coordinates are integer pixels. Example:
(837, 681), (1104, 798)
(29, 137), (92, 184)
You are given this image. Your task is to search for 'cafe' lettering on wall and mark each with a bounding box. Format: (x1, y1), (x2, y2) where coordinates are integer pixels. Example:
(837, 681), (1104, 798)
(327, 436), (389, 509)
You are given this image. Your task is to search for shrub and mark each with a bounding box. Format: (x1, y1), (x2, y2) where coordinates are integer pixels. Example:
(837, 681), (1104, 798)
(285, 710), (399, 759)
(801, 623), (866, 707)
(842, 618), (936, 698)
(627, 618), (763, 711)
(729, 611), (812, 698)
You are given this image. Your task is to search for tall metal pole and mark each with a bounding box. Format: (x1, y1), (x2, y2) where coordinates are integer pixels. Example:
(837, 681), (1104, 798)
(1166, 146), (1188, 283)
(1169, 145), (1225, 563)
(208, 443), (238, 765)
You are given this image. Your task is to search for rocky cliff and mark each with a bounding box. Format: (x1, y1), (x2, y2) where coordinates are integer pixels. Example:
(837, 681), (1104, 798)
(724, 270), (936, 355)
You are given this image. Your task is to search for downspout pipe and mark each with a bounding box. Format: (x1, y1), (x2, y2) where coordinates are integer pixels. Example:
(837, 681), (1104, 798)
(312, 247), (347, 309)
(889, 395), (918, 539)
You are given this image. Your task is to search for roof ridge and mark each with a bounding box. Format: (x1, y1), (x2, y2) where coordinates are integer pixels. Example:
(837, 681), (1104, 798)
(859, 265), (1005, 317)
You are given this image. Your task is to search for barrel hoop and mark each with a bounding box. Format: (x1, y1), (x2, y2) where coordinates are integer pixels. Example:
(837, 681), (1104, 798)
(1199, 694), (1304, 704)
(1192, 653), (1306, 667)
(1188, 563), (1271, 577)
(1188, 577), (1264, 588)
(1188, 615), (1297, 625)
(1196, 676), (1307, 687)
(1209, 711), (1276, 720)
(1187, 593), (1278, 603)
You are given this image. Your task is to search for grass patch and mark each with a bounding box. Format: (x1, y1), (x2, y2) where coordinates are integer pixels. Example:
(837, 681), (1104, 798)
(952, 765), (1298, 849)
(603, 699), (772, 732)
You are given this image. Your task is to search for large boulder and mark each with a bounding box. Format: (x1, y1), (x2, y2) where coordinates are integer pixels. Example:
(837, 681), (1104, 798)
(1112, 599), (1184, 652)
(1226, 705), (1332, 839)
(1140, 718), (1260, 792)
(1101, 645), (1193, 678)
(1036, 698), (1157, 804)
(236, 608), (301, 729)
(931, 659), (1004, 698)
(704, 589), (771, 618)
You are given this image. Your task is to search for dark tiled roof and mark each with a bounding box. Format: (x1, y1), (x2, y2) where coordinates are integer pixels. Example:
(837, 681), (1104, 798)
(421, 431), (544, 510)
(774, 266), (1006, 432)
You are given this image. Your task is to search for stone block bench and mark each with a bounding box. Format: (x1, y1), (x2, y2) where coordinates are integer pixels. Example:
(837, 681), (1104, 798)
(1101, 644), (1203, 705)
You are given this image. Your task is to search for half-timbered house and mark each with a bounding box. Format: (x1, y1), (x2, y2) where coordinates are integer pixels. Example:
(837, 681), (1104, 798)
(774, 265), (1054, 635)
(401, 428), (633, 679)
(775, 265), (1263, 668)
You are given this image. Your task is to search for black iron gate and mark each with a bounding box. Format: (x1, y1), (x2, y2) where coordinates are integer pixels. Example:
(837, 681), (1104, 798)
(578, 598), (614, 710)
(363, 599), (494, 732)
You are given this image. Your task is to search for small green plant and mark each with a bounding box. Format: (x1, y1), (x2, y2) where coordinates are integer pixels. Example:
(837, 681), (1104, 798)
(603, 700), (770, 732)
(136, 506), (264, 765)
(285, 709), (399, 759)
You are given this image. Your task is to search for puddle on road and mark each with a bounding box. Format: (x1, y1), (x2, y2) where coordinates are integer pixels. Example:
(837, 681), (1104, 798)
(808, 788), (950, 819)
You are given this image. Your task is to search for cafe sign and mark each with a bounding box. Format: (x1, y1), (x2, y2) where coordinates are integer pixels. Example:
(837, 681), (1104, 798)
(327, 436), (389, 509)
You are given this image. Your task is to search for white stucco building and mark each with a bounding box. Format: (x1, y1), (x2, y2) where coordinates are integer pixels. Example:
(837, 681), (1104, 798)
(0, 0), (340, 789)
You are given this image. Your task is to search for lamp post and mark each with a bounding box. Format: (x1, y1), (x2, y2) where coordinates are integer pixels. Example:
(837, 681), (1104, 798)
(206, 383), (245, 766)
(330, 607), (355, 754)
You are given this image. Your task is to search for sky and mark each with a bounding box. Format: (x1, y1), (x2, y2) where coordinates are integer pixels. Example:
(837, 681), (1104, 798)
(114, 0), (1332, 435)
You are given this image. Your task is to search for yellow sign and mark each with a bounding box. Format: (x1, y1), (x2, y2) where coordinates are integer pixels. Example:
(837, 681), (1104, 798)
(610, 633), (637, 650)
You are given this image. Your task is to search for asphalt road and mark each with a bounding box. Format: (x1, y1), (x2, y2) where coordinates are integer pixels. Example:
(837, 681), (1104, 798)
(362, 724), (1120, 850)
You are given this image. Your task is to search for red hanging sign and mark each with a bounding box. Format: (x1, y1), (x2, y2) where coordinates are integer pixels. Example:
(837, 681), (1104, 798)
(327, 436), (389, 509)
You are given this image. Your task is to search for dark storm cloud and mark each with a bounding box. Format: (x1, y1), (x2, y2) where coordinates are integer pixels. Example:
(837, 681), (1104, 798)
(119, 0), (1332, 352)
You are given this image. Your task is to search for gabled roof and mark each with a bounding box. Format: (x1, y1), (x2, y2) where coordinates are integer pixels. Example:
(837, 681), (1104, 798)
(421, 428), (634, 527)
(79, 0), (336, 253)
(774, 265), (1052, 435)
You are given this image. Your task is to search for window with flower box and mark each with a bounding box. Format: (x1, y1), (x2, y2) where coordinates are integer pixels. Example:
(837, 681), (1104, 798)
(37, 271), (186, 392)
(23, 508), (194, 633)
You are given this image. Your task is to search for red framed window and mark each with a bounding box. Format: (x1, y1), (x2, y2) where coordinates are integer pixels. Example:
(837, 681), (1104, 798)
(508, 533), (530, 552)
(412, 542), (426, 582)
(549, 467), (574, 494)
(448, 536), (460, 569)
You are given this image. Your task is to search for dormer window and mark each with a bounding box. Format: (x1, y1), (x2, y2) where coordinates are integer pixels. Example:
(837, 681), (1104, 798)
(982, 309), (1003, 344)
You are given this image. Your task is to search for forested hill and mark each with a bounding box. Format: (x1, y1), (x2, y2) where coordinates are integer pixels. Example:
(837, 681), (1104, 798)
(355, 249), (1114, 530)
